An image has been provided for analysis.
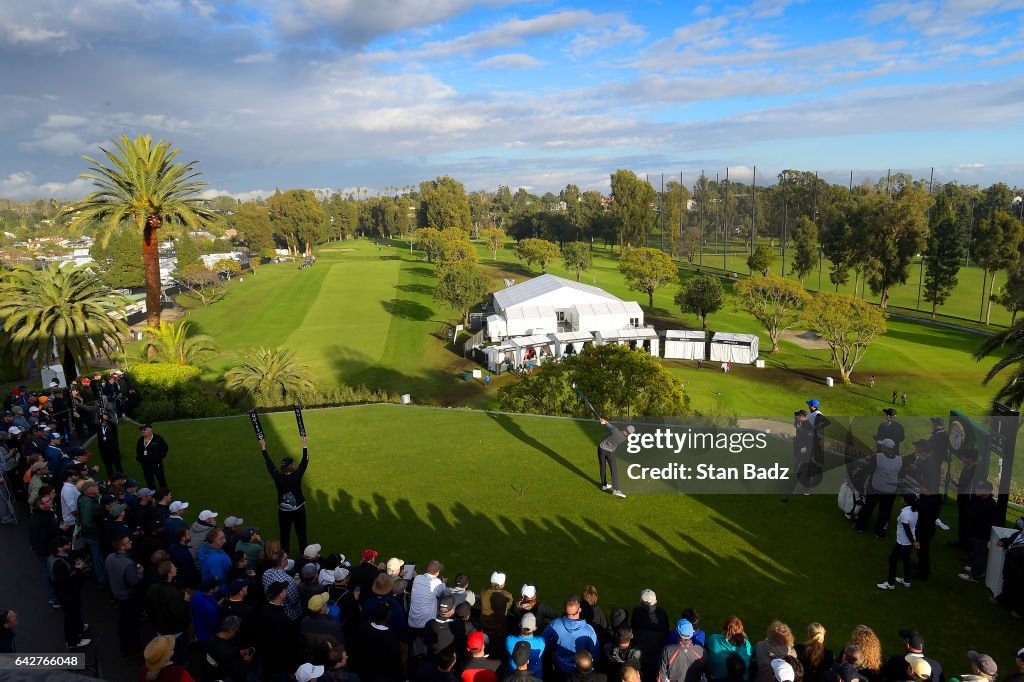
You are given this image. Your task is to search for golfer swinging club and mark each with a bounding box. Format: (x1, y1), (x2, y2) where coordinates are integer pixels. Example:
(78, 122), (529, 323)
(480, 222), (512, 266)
(258, 433), (310, 554)
(598, 418), (634, 499)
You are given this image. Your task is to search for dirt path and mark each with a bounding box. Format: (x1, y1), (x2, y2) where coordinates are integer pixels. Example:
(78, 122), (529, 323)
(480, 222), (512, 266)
(779, 329), (830, 350)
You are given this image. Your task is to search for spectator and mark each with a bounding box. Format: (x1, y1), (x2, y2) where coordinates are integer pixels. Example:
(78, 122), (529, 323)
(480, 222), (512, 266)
(572, 650), (607, 682)
(795, 624), (834, 682)
(28, 494), (63, 608)
(153, 489), (173, 524)
(952, 652), (996, 682)
(424, 595), (458, 662)
(993, 518), (1024, 616)
(505, 641), (542, 682)
(855, 439), (901, 538)
(906, 658), (931, 682)
(260, 581), (301, 681)
(188, 509), (218, 559)
(1004, 649), (1024, 682)
(353, 601), (404, 682)
(328, 567), (361, 639)
(163, 500), (189, 545)
(77, 481), (108, 584)
(198, 528), (232, 584)
(50, 535), (91, 649)
(263, 550), (302, 620)
(363, 573), (409, 640)
(542, 594), (599, 677)
(452, 601), (483, 657)
(168, 527), (199, 589)
(451, 573), (477, 610)
(580, 585), (610, 645)
(506, 613), (545, 678)
(847, 627), (882, 682)
(145, 561), (191, 665)
(140, 634), (194, 682)
(302, 593), (344, 655)
(222, 515), (244, 554)
(96, 411), (122, 478)
(881, 630), (943, 682)
(479, 571), (513, 649)
(320, 642), (360, 682)
(462, 631), (501, 682)
(136, 423), (170, 490)
(658, 619), (704, 682)
(297, 662), (326, 682)
(409, 560), (451, 634)
(717, 654), (751, 682)
(706, 617), (752, 681)
(0, 609), (16, 653)
(512, 584), (558, 633)
(821, 647), (870, 682)
(632, 589), (670, 682)
(951, 449), (980, 550)
(417, 648), (459, 682)
(191, 577), (223, 644)
(877, 495), (920, 590)
(220, 579), (257, 652)
(756, 621), (796, 682)
(205, 615), (251, 682)
(959, 481), (997, 582)
(106, 534), (144, 656)
(352, 548), (383, 603)
(235, 527), (265, 566)
(604, 626), (641, 682)
(773, 657), (804, 682)
(679, 609), (705, 649)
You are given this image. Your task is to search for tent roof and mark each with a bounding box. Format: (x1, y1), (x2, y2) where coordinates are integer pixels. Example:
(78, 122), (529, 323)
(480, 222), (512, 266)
(665, 330), (706, 340)
(603, 327), (658, 340)
(505, 305), (556, 321)
(486, 343), (517, 352)
(548, 331), (594, 342)
(494, 274), (620, 310)
(711, 332), (759, 343)
(572, 300), (642, 317)
(511, 334), (553, 347)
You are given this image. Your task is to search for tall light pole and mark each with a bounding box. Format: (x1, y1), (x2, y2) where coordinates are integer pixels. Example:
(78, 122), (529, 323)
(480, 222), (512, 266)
(750, 165), (757, 276)
(917, 167), (934, 310)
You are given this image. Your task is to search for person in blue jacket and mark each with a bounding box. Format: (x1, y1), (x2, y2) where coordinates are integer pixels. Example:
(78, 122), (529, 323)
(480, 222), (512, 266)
(542, 594), (598, 676)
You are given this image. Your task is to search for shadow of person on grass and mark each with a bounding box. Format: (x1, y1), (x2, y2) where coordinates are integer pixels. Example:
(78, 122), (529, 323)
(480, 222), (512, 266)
(485, 411), (593, 484)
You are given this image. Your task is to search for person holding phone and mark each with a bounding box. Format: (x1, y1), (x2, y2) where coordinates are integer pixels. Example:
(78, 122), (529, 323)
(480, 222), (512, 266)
(258, 434), (309, 554)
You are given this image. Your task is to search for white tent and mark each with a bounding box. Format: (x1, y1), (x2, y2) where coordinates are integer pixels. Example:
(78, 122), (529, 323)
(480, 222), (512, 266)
(709, 332), (759, 364)
(569, 300), (644, 336)
(503, 305), (557, 337)
(595, 328), (660, 357)
(663, 330), (707, 360)
(511, 334), (555, 366)
(484, 343), (518, 372)
(548, 331), (594, 358)
(485, 314), (507, 342)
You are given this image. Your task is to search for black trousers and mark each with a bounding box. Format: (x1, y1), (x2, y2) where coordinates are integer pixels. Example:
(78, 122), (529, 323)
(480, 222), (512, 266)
(100, 451), (124, 479)
(967, 538), (988, 579)
(278, 507), (308, 554)
(957, 494), (971, 547)
(597, 447), (619, 489)
(116, 595), (141, 654)
(915, 495), (941, 578)
(141, 461), (168, 489)
(887, 543), (913, 583)
(59, 591), (84, 646)
(856, 491), (895, 535)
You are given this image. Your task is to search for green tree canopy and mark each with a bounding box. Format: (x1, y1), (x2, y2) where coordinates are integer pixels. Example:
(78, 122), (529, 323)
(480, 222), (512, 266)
(90, 229), (144, 289)
(418, 176), (472, 232)
(268, 189), (325, 257)
(790, 216), (818, 283)
(561, 242), (592, 282)
(747, 244), (775, 277)
(975, 210), (1024, 324)
(225, 346), (316, 408)
(230, 202), (275, 253)
(515, 238), (560, 273)
(479, 227), (506, 261)
(734, 274), (811, 352)
(864, 186), (931, 308)
(139, 320), (218, 366)
(432, 261), (489, 326)
(675, 275), (724, 330)
(618, 246), (677, 308)
(803, 292), (886, 384)
(922, 191), (965, 319)
(610, 170), (655, 249)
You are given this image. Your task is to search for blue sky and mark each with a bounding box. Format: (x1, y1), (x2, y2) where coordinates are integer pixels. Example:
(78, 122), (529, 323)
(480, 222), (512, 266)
(0, 0), (1022, 200)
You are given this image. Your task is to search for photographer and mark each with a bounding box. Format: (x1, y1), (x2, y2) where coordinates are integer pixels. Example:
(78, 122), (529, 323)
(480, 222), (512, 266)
(97, 412), (123, 479)
(259, 434), (309, 553)
(783, 410), (817, 501)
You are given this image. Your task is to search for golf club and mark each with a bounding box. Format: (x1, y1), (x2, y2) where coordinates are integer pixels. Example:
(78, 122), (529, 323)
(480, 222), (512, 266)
(571, 382), (602, 420)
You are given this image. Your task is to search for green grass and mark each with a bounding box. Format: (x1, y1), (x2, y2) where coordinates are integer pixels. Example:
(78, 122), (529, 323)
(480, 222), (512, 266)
(111, 405), (1021, 671)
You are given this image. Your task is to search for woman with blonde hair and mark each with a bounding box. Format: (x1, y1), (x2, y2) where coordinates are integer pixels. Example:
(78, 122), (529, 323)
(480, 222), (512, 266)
(755, 620), (796, 682)
(795, 623), (834, 682)
(847, 625), (882, 682)
(706, 616), (753, 680)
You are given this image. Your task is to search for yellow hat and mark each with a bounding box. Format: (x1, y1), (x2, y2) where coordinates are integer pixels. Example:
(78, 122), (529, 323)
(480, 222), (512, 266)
(308, 592), (329, 613)
(144, 635), (176, 671)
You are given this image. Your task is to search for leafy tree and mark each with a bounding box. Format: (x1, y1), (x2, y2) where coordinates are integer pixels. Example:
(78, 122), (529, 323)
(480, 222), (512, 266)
(746, 244), (775, 277)
(803, 292), (886, 384)
(174, 234), (202, 271)
(823, 211), (857, 290)
(418, 176), (472, 232)
(975, 316), (1024, 408)
(224, 346), (316, 408)
(90, 229), (144, 289)
(214, 259), (241, 280)
(230, 202), (275, 253)
(437, 238), (478, 269)
(325, 193), (359, 240)
(561, 242), (592, 282)
(975, 210), (1024, 324)
(515, 238), (560, 273)
(865, 186), (930, 308)
(497, 344), (689, 418)
(675, 275), (724, 330)
(176, 263), (225, 307)
(993, 257), (1024, 325)
(432, 261), (489, 326)
(790, 216), (818, 283)
(560, 184), (583, 236)
(662, 181), (691, 257)
(619, 246), (677, 308)
(479, 227), (506, 261)
(139, 320), (218, 365)
(413, 227), (445, 263)
(734, 274), (811, 352)
(268, 189), (325, 257)
(681, 227), (701, 264)
(62, 134), (217, 328)
(610, 170), (655, 249)
(922, 192), (964, 319)
(0, 263), (128, 380)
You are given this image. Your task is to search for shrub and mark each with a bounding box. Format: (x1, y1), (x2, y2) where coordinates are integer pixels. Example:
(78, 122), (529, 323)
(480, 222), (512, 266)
(135, 398), (176, 423)
(128, 364), (202, 400)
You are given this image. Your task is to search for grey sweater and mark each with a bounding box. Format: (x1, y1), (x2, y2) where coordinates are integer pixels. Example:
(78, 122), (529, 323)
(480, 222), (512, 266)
(105, 551), (143, 600)
(599, 423), (627, 451)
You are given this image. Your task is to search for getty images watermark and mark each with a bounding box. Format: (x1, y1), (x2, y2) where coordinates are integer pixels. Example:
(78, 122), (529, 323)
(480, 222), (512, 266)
(611, 415), (1017, 496)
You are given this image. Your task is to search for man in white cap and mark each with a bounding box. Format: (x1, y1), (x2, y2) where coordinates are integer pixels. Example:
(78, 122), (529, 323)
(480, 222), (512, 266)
(597, 418), (635, 498)
(481, 571), (513, 649)
(222, 515), (244, 554)
(295, 662), (325, 682)
(854, 438), (902, 537)
(188, 509), (219, 560)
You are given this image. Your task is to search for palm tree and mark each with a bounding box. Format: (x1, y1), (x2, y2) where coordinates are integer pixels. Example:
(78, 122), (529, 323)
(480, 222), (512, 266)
(224, 347), (316, 407)
(0, 263), (129, 380)
(975, 318), (1024, 408)
(139, 319), (218, 366)
(61, 134), (217, 328)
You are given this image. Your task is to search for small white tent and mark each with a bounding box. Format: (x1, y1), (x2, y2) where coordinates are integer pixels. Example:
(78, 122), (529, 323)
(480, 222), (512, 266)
(511, 334), (555, 366)
(485, 314), (507, 342)
(595, 328), (660, 357)
(663, 330), (707, 360)
(484, 343), (518, 372)
(569, 300), (643, 336)
(548, 331), (594, 358)
(504, 306), (557, 337)
(709, 332), (759, 364)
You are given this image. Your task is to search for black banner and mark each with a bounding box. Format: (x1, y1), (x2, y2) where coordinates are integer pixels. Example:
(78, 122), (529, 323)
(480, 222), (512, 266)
(294, 404), (306, 437)
(248, 410), (264, 440)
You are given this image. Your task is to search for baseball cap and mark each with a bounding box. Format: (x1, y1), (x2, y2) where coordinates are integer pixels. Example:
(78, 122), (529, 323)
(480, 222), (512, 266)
(296, 663), (325, 682)
(967, 652), (997, 677)
(304, 544), (322, 559)
(228, 579), (249, 597)
(439, 595), (455, 613)
(521, 584), (537, 599)
(806, 398), (819, 407)
(266, 580), (289, 599)
(913, 439), (930, 447)
(239, 527), (258, 541)
(109, 504), (127, 517)
(124, 479), (139, 489)
(333, 567), (350, 582)
(521, 613), (537, 632)
(318, 569), (336, 586)
(200, 576), (221, 592)
(30, 461), (48, 472)
(512, 640), (531, 667)
(490, 571), (506, 586)
(308, 593), (329, 613)
(467, 631), (485, 652)
(139, 423), (153, 430)
(6, 426), (21, 435)
(110, 472), (127, 482)
(877, 438), (896, 449)
(898, 630), (925, 651)
(676, 618), (694, 639)
(640, 589), (657, 605)
(976, 480), (994, 491)
(625, 424), (636, 434)
(1016, 647), (1024, 663)
(100, 494), (116, 506)
(301, 563), (318, 580)
(29, 406), (39, 413)
(906, 656), (931, 679)
(772, 659), (796, 682)
(169, 501), (189, 514)
(198, 510), (218, 522)
(930, 417), (945, 425)
(361, 548), (378, 561)
(137, 488), (156, 498)
(386, 557), (404, 575)
(883, 408), (897, 416)
(223, 516), (243, 528)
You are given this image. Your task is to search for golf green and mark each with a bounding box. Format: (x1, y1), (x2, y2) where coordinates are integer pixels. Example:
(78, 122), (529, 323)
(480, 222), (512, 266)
(118, 405), (1021, 671)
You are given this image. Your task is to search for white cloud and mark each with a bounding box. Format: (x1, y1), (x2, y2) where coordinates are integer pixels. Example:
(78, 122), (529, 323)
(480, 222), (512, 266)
(234, 52), (276, 64)
(201, 188), (272, 202)
(0, 171), (92, 200)
(475, 53), (543, 69)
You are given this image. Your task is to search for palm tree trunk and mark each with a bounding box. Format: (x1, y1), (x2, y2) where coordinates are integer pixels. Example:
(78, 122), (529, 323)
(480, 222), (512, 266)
(142, 224), (162, 328)
(61, 345), (78, 384)
(986, 272), (997, 325)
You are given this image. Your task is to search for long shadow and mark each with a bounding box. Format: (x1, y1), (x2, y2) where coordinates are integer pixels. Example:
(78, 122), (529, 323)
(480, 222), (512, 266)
(395, 283), (434, 295)
(485, 410), (593, 484)
(883, 326), (979, 353)
(381, 299), (434, 321)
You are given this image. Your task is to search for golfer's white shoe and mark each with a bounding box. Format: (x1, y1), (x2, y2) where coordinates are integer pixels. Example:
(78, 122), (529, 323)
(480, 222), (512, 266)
(600, 484), (613, 491)
(612, 490), (626, 498)
(876, 582), (895, 590)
